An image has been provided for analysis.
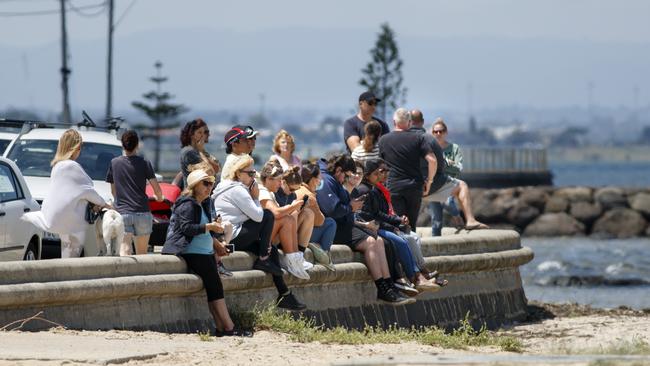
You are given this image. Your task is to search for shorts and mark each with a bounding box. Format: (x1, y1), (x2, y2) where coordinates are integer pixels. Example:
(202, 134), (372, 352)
(348, 226), (377, 251)
(428, 177), (460, 203)
(121, 212), (153, 236)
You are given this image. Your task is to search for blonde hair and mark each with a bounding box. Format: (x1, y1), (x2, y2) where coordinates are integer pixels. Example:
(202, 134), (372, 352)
(224, 154), (254, 181)
(188, 161), (215, 177)
(51, 129), (82, 167)
(272, 130), (295, 154)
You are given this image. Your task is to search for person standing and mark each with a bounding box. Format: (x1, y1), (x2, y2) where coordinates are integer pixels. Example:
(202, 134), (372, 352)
(106, 130), (164, 256)
(343, 91), (390, 152)
(22, 129), (111, 258)
(378, 108), (437, 228)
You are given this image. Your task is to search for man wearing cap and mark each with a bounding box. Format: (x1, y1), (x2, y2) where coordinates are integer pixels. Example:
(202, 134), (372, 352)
(220, 125), (258, 182)
(343, 91), (390, 152)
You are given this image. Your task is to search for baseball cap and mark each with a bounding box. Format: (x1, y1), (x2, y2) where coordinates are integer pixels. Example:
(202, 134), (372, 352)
(187, 169), (216, 189)
(358, 91), (381, 103)
(233, 125), (259, 138)
(224, 127), (248, 145)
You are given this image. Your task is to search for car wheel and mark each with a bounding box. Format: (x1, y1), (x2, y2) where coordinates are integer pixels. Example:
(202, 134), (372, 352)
(23, 241), (37, 261)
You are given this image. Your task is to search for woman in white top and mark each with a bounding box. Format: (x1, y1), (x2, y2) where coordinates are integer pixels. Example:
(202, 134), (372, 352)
(351, 120), (382, 164)
(269, 130), (301, 171)
(23, 129), (110, 258)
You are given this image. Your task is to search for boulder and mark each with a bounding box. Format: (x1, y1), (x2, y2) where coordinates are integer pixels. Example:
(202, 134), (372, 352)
(592, 208), (648, 238)
(594, 187), (628, 210)
(545, 196), (569, 213)
(507, 202), (540, 228)
(472, 189), (511, 223)
(629, 192), (650, 218)
(569, 201), (603, 226)
(554, 187), (593, 203)
(519, 187), (549, 211)
(523, 213), (586, 237)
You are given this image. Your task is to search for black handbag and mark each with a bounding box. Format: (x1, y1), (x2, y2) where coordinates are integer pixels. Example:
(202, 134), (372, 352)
(85, 202), (100, 224)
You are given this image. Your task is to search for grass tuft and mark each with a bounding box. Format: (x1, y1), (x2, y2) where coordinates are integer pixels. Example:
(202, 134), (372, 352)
(197, 331), (212, 342)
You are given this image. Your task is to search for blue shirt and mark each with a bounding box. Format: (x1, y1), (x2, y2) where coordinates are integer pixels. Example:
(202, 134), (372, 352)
(181, 210), (214, 255)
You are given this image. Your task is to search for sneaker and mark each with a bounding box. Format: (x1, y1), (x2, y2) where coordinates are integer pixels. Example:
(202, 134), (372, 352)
(300, 252), (314, 271)
(253, 258), (284, 277)
(414, 278), (441, 293)
(217, 261), (233, 277)
(277, 291), (307, 311)
(377, 287), (416, 306)
(393, 280), (419, 297)
(215, 328), (253, 337)
(285, 252), (310, 280)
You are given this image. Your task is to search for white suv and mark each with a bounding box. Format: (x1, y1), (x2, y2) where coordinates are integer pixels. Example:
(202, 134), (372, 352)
(2, 123), (122, 258)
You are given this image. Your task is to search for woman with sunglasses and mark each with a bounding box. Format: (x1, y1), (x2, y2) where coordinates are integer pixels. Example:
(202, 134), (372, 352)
(212, 155), (307, 310)
(162, 169), (249, 336)
(258, 161), (311, 280)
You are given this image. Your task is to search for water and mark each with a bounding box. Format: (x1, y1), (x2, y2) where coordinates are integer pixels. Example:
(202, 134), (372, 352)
(550, 161), (650, 187)
(521, 237), (650, 310)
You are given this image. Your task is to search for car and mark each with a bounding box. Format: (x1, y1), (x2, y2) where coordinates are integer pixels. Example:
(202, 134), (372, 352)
(0, 131), (18, 155)
(2, 121), (123, 258)
(0, 156), (43, 261)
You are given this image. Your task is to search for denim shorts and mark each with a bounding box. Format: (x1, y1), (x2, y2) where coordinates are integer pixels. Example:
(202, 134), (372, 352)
(122, 212), (153, 236)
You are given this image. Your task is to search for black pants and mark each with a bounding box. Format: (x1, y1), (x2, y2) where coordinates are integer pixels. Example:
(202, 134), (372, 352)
(391, 188), (423, 229)
(180, 253), (224, 302)
(232, 210), (289, 295)
(333, 217), (353, 245)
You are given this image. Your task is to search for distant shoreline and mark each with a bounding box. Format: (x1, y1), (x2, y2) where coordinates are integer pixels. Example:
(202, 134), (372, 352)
(548, 146), (650, 163)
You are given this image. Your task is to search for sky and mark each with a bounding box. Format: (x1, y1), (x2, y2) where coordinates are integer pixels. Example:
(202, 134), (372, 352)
(1, 0), (650, 116)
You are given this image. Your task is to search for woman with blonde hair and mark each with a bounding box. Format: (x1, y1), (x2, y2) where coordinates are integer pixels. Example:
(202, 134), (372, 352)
(23, 129), (110, 258)
(269, 129), (301, 171)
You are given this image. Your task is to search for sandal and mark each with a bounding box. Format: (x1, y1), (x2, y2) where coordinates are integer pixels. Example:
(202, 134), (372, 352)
(434, 278), (449, 287)
(216, 328), (253, 337)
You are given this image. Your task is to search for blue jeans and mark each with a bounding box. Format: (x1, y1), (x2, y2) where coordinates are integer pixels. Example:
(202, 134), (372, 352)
(310, 217), (336, 251)
(430, 196), (461, 236)
(378, 229), (417, 279)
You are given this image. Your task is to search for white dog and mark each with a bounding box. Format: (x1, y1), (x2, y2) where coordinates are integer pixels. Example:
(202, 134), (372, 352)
(95, 209), (125, 256)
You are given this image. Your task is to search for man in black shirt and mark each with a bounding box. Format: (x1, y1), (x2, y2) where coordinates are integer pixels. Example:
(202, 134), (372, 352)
(378, 108), (437, 227)
(343, 91), (390, 152)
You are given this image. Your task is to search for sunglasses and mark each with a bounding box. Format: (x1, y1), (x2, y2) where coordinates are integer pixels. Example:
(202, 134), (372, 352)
(241, 170), (257, 177)
(433, 129), (446, 134)
(378, 168), (389, 173)
(201, 180), (214, 187)
(366, 100), (377, 106)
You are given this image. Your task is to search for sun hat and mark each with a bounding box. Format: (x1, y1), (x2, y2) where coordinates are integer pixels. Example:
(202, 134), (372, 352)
(187, 169), (215, 189)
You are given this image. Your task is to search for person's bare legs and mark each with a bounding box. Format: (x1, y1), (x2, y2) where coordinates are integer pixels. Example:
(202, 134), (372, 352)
(355, 236), (390, 279)
(295, 208), (314, 249)
(133, 235), (150, 255)
(452, 180), (488, 228)
(208, 299), (234, 332)
(120, 232), (133, 256)
(271, 215), (299, 253)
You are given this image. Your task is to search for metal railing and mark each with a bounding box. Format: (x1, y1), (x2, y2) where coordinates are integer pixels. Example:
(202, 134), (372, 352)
(462, 147), (548, 172)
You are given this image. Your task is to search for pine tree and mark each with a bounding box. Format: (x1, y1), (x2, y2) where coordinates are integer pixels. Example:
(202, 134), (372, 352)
(359, 23), (407, 121)
(132, 61), (188, 171)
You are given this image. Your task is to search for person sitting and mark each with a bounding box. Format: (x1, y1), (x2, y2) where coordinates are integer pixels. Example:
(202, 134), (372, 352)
(212, 154), (306, 311)
(296, 163), (337, 271)
(258, 160), (311, 280)
(162, 169), (250, 336)
(220, 125), (258, 182)
(316, 154), (413, 306)
(269, 130), (302, 171)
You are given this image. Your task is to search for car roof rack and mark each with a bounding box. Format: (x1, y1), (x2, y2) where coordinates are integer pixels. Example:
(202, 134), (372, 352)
(0, 110), (123, 134)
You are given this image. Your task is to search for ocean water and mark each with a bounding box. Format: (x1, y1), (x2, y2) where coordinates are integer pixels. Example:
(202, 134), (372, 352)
(550, 161), (650, 187)
(521, 237), (650, 310)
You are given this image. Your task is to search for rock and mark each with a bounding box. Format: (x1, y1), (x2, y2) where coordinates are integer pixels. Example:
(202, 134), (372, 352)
(545, 196), (569, 213)
(472, 190), (511, 223)
(554, 187), (593, 203)
(629, 192), (650, 218)
(507, 202), (540, 228)
(523, 213), (586, 237)
(519, 187), (549, 211)
(592, 208), (648, 238)
(594, 187), (628, 210)
(569, 202), (602, 226)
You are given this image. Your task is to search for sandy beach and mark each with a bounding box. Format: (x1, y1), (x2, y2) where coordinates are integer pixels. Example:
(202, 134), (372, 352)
(1, 303), (649, 366)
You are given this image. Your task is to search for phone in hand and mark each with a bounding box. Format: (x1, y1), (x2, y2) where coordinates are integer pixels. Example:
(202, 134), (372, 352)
(354, 193), (368, 202)
(225, 243), (235, 253)
(301, 195), (309, 209)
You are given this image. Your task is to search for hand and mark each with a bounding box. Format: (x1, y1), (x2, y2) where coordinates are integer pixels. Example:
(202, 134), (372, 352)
(401, 215), (410, 226)
(155, 195), (165, 203)
(307, 196), (318, 209)
(214, 239), (229, 256)
(206, 221), (224, 233)
(366, 220), (379, 232)
(350, 199), (363, 212)
(423, 181), (432, 196)
(249, 180), (259, 200)
(291, 199), (303, 212)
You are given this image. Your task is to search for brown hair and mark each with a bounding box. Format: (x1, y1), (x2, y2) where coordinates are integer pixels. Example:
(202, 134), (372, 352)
(51, 129), (82, 167)
(260, 160), (283, 182)
(272, 129), (295, 154)
(432, 117), (448, 133)
(362, 121), (381, 152)
(180, 118), (207, 147)
(282, 166), (302, 186)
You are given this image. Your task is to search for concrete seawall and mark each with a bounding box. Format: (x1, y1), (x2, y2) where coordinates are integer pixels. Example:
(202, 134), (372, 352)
(0, 229), (533, 333)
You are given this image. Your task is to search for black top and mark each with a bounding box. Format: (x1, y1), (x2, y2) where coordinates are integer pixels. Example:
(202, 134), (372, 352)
(343, 115), (390, 152)
(409, 126), (448, 193)
(355, 181), (402, 232)
(161, 195), (214, 255)
(378, 130), (433, 193)
(106, 155), (155, 213)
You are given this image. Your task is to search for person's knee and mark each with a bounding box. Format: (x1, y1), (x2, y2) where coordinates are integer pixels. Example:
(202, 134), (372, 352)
(280, 215), (296, 229)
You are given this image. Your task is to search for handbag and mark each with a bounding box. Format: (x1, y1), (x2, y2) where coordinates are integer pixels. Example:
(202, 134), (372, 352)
(85, 202), (100, 224)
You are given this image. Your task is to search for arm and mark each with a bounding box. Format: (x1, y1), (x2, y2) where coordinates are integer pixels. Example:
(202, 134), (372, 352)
(232, 186), (264, 222)
(174, 201), (206, 237)
(346, 136), (361, 151)
(423, 152), (437, 196)
(148, 178), (164, 202)
(316, 178), (351, 219)
(110, 183), (116, 201)
(260, 198), (302, 219)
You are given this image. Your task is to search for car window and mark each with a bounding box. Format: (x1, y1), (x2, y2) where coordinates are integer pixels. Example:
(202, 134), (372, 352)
(0, 139), (11, 155)
(0, 163), (21, 202)
(7, 139), (122, 180)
